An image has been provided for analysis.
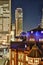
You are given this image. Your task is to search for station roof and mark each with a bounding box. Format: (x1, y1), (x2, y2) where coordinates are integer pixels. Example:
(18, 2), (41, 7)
(27, 44), (42, 58)
(30, 25), (43, 31)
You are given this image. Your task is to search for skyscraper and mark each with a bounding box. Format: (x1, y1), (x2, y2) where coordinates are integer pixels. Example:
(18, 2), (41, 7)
(0, 0), (11, 43)
(15, 8), (23, 36)
(41, 8), (43, 28)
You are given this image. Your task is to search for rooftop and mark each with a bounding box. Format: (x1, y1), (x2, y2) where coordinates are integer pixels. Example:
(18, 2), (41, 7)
(27, 44), (42, 58)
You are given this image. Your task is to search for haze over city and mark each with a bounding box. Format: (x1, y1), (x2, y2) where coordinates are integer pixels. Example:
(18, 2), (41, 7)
(12, 0), (43, 31)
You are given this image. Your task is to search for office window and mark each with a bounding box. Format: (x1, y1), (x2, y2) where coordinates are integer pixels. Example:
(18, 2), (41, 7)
(18, 62), (23, 65)
(3, 18), (10, 31)
(34, 58), (39, 64)
(12, 60), (14, 65)
(18, 53), (24, 61)
(28, 58), (33, 64)
(12, 51), (14, 58)
(18, 62), (20, 65)
(26, 56), (28, 61)
(21, 62), (23, 65)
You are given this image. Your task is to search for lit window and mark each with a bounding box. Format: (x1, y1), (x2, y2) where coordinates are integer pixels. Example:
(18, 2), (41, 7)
(34, 59), (39, 64)
(18, 62), (23, 65)
(21, 62), (23, 65)
(12, 51), (14, 58)
(12, 60), (14, 65)
(26, 56), (28, 61)
(30, 59), (33, 63)
(28, 58), (33, 64)
(18, 53), (24, 60)
(18, 62), (20, 65)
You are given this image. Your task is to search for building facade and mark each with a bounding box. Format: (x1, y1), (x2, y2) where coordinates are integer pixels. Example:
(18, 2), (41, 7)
(15, 8), (23, 37)
(10, 41), (30, 65)
(0, 0), (11, 44)
(10, 41), (43, 65)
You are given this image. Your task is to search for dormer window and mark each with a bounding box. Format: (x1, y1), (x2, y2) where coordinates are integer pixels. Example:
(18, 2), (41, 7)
(34, 58), (39, 64)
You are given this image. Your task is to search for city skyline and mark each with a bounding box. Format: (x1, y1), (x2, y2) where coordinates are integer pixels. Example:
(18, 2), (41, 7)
(12, 0), (43, 31)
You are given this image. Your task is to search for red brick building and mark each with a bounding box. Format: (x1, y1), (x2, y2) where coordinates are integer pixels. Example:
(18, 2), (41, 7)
(10, 41), (43, 65)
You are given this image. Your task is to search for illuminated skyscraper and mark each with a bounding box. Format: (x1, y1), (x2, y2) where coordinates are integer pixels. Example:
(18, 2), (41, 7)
(41, 8), (43, 28)
(15, 8), (23, 36)
(0, 0), (11, 43)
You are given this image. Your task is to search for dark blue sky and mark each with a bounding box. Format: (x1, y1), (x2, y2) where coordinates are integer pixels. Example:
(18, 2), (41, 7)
(11, 0), (43, 31)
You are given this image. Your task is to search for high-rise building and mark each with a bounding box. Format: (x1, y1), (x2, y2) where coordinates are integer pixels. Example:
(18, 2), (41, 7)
(0, 0), (11, 43)
(11, 24), (15, 41)
(15, 8), (23, 37)
(41, 8), (43, 28)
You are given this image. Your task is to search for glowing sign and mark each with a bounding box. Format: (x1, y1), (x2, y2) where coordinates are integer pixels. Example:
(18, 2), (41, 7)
(41, 31), (43, 33)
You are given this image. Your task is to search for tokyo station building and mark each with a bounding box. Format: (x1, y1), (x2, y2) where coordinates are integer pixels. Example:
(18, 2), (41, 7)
(10, 8), (43, 65)
(10, 41), (43, 65)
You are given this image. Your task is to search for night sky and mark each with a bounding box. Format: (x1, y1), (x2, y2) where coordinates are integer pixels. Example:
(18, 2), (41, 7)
(11, 0), (43, 32)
